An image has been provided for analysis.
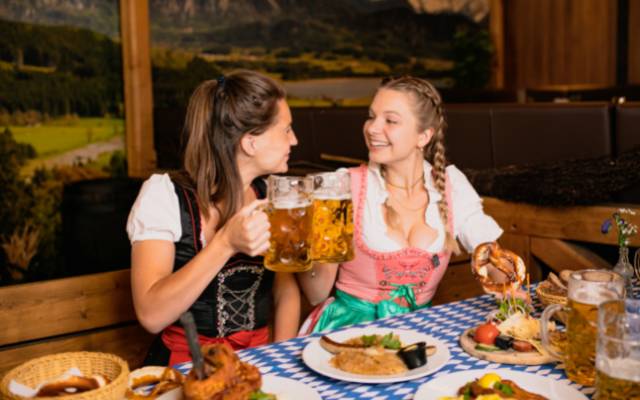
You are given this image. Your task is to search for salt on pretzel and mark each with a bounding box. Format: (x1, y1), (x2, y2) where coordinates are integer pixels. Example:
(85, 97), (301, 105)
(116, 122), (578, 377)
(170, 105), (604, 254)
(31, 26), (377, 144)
(471, 241), (526, 295)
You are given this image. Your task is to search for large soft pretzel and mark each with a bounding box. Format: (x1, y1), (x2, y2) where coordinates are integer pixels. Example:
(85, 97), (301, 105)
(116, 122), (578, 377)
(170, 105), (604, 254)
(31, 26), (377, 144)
(471, 241), (526, 295)
(36, 375), (105, 397)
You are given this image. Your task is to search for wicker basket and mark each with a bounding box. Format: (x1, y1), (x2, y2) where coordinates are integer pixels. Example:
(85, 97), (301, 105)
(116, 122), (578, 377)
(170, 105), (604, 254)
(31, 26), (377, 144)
(536, 280), (568, 323)
(0, 352), (129, 400)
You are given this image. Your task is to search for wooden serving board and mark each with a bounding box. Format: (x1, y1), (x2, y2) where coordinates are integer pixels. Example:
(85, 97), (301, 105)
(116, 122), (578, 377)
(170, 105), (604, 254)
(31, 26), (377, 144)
(459, 328), (556, 365)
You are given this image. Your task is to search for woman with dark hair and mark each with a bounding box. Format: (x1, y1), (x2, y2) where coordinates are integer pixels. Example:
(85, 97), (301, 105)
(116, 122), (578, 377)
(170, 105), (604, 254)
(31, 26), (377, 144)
(126, 70), (300, 365)
(298, 76), (503, 334)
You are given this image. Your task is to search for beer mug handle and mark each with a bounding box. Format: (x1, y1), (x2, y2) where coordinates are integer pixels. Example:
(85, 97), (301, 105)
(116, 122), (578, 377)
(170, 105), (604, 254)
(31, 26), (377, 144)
(540, 304), (564, 360)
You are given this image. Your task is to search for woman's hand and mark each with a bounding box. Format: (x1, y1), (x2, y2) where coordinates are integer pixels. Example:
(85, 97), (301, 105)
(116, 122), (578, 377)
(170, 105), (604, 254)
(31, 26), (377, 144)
(217, 199), (271, 257)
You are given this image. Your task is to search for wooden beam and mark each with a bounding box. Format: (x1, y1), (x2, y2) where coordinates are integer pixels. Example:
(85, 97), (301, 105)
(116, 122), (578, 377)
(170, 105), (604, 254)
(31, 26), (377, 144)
(489, 0), (505, 88)
(0, 325), (153, 377)
(0, 270), (136, 346)
(483, 197), (640, 247)
(120, 0), (156, 177)
(531, 237), (611, 272)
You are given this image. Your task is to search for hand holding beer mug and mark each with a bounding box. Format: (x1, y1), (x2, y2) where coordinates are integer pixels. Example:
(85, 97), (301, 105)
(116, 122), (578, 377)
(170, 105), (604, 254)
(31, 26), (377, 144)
(595, 299), (640, 399)
(540, 269), (624, 386)
(264, 176), (314, 272)
(309, 170), (354, 263)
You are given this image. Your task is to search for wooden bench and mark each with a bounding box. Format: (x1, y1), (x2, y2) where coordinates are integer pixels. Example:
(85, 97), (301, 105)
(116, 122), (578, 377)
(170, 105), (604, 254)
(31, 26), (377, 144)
(0, 269), (153, 377)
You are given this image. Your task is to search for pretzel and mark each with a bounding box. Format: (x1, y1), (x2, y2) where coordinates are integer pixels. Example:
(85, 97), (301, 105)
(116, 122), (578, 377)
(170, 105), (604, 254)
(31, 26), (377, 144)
(471, 241), (526, 295)
(36, 375), (104, 397)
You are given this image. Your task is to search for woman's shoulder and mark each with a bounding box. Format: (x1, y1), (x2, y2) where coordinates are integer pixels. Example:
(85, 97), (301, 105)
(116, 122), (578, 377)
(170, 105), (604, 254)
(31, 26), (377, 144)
(444, 164), (473, 187)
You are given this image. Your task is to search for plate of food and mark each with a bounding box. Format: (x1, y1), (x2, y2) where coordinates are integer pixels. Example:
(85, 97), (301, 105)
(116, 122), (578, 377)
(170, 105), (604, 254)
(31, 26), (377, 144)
(459, 294), (562, 365)
(302, 327), (450, 384)
(414, 369), (588, 400)
(126, 343), (320, 400)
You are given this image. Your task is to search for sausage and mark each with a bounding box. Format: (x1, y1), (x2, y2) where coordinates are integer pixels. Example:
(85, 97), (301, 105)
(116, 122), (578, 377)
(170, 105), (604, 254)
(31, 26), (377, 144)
(512, 340), (535, 352)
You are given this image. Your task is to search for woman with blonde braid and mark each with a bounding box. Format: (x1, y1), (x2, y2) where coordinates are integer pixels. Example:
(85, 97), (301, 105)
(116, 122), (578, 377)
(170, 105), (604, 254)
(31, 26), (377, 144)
(298, 76), (502, 334)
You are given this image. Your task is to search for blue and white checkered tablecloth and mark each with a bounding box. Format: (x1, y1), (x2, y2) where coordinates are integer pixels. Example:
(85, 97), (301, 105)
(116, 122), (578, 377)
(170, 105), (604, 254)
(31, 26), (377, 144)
(174, 288), (594, 400)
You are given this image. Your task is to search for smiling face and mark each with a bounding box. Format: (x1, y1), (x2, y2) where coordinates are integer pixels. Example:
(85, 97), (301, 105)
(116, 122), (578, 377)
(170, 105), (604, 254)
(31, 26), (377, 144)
(363, 88), (430, 166)
(250, 99), (297, 174)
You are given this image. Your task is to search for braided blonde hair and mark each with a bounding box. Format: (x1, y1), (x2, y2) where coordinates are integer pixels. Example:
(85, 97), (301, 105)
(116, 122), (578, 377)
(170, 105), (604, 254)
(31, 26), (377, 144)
(379, 76), (461, 255)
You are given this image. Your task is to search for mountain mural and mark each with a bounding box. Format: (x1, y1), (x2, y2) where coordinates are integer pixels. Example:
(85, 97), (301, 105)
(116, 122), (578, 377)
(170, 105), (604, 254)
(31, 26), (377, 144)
(0, 0), (489, 40)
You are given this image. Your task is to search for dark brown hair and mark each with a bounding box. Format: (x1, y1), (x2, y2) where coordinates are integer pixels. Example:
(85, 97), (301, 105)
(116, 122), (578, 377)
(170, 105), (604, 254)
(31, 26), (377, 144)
(379, 76), (461, 254)
(173, 70), (285, 229)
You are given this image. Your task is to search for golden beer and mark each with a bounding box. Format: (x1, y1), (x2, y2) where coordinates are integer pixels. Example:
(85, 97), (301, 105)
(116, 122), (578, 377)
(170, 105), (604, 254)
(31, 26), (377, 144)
(541, 270), (624, 386)
(310, 196), (354, 263)
(565, 298), (599, 386)
(595, 298), (640, 399)
(596, 368), (640, 400)
(265, 202), (313, 272)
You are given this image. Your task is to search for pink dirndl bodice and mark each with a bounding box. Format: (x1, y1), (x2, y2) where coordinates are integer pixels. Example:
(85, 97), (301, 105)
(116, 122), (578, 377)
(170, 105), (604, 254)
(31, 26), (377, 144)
(335, 165), (454, 306)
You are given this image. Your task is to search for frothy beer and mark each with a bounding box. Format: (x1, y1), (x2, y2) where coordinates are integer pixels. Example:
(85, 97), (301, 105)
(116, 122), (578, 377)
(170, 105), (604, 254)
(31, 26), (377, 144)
(310, 195), (354, 263)
(541, 270), (624, 387)
(265, 175), (314, 273)
(265, 200), (313, 272)
(595, 299), (640, 399)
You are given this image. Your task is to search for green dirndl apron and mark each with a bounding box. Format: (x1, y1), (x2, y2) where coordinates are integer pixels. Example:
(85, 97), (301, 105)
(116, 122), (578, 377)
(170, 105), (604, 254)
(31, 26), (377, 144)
(312, 284), (432, 333)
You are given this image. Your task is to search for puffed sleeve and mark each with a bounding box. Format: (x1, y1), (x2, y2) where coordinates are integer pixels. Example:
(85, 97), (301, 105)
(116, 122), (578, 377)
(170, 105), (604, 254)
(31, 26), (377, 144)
(126, 174), (181, 243)
(447, 165), (503, 252)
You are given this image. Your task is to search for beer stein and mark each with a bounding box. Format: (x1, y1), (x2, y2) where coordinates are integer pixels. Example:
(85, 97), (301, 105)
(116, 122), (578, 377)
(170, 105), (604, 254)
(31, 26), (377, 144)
(308, 170), (354, 263)
(595, 298), (640, 399)
(264, 175), (314, 272)
(541, 269), (624, 386)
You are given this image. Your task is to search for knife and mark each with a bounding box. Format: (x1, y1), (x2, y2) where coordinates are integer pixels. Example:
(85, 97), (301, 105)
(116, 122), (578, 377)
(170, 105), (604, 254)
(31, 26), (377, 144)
(179, 311), (205, 380)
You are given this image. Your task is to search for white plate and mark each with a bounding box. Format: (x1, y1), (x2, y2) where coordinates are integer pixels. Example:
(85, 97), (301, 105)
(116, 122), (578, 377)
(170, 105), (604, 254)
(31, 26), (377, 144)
(414, 369), (589, 400)
(261, 375), (321, 400)
(302, 327), (450, 384)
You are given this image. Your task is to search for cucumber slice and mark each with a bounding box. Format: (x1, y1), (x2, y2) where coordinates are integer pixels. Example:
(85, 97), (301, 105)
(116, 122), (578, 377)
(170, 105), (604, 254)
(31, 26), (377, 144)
(475, 343), (502, 352)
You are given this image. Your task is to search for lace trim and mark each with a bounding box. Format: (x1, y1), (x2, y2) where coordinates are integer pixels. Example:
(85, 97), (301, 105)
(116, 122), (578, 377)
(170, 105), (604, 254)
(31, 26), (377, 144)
(216, 264), (264, 336)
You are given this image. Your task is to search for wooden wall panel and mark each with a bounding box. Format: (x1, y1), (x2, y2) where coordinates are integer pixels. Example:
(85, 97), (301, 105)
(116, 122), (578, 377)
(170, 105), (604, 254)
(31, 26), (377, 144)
(505, 0), (618, 89)
(0, 270), (136, 346)
(630, 0), (640, 84)
(0, 325), (153, 377)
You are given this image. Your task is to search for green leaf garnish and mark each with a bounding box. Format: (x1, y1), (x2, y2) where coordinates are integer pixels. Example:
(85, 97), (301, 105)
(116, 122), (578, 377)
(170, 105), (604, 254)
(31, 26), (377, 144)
(249, 390), (277, 400)
(380, 332), (402, 349)
(361, 334), (377, 346)
(494, 382), (515, 396)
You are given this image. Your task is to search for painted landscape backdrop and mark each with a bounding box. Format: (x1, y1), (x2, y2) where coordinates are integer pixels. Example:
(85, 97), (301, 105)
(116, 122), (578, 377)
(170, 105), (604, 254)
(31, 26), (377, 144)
(0, 0), (490, 284)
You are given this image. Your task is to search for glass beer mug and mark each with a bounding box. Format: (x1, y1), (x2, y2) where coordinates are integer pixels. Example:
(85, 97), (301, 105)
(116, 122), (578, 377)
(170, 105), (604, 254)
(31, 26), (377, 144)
(308, 170), (354, 263)
(595, 299), (640, 399)
(264, 175), (314, 273)
(540, 269), (624, 386)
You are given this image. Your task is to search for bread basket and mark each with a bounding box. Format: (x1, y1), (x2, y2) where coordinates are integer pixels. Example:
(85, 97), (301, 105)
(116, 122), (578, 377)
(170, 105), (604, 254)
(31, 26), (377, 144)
(0, 352), (129, 400)
(535, 280), (568, 323)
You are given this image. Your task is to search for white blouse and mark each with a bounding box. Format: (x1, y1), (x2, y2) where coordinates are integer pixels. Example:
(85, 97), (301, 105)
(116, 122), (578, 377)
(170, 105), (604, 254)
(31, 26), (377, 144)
(361, 161), (503, 253)
(126, 174), (184, 244)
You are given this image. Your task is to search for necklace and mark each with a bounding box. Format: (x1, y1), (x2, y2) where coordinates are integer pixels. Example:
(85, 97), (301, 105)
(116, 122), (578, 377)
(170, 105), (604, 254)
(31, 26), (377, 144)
(385, 191), (427, 212)
(382, 171), (424, 190)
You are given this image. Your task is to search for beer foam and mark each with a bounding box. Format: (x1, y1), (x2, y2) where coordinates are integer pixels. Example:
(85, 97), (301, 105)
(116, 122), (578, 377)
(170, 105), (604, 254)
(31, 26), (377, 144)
(571, 288), (621, 305)
(313, 194), (352, 201)
(272, 200), (312, 209)
(597, 357), (640, 382)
